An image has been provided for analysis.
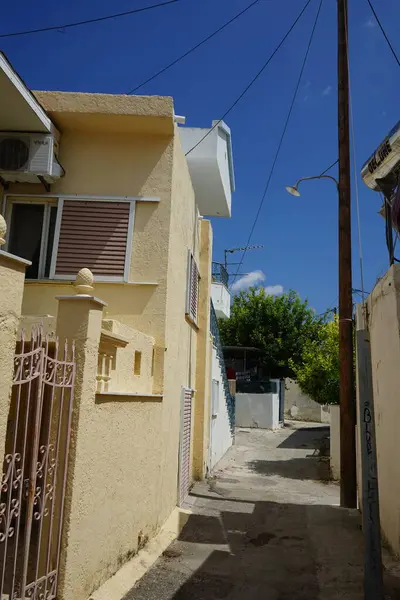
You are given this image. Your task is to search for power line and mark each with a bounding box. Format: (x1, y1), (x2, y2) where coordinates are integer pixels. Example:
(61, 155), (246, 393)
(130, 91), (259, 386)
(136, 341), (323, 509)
(0, 0), (183, 39)
(185, 0), (314, 157)
(128, 0), (260, 94)
(345, 8), (366, 303)
(320, 159), (338, 176)
(230, 0), (324, 288)
(366, 0), (400, 69)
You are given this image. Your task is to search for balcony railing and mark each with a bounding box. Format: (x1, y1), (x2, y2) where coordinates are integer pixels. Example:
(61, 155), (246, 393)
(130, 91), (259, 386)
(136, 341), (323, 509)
(210, 300), (235, 433)
(212, 262), (229, 288)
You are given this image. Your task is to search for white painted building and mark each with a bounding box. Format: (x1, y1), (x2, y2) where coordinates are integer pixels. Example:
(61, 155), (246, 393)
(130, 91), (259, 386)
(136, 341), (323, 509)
(208, 344), (234, 470)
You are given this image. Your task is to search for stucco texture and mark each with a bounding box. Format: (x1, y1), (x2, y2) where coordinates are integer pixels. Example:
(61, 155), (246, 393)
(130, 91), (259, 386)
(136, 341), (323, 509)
(55, 296), (163, 600)
(363, 265), (400, 555)
(193, 219), (212, 479)
(159, 128), (200, 521)
(11, 104), (213, 600)
(0, 252), (27, 457)
(99, 319), (154, 395)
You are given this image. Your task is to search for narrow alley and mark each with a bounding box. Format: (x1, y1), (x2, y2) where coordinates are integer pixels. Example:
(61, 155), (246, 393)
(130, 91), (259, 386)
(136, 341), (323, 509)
(123, 422), (373, 600)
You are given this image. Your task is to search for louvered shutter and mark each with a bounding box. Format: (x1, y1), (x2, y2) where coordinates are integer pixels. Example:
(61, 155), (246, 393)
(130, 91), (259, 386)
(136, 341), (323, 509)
(179, 387), (193, 506)
(54, 200), (130, 277)
(186, 252), (200, 324)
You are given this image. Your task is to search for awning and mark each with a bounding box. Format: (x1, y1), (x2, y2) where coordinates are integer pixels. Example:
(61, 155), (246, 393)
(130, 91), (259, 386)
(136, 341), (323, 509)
(0, 52), (57, 135)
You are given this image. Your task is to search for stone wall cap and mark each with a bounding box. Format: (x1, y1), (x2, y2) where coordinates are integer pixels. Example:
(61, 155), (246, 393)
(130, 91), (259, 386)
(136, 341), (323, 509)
(0, 250), (32, 268)
(55, 294), (107, 307)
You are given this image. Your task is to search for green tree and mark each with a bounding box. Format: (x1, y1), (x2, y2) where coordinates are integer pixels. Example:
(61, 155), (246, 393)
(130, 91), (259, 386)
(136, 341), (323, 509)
(219, 288), (322, 379)
(290, 317), (339, 405)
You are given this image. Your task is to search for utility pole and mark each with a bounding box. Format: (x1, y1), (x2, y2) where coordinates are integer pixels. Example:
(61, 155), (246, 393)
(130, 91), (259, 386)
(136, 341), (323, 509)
(338, 0), (357, 507)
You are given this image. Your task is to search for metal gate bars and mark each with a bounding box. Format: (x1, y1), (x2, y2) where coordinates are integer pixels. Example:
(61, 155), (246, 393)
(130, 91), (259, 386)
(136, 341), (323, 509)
(0, 328), (75, 600)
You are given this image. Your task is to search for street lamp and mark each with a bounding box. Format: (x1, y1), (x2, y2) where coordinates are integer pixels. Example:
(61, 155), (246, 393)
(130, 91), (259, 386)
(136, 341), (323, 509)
(285, 174), (339, 197)
(285, 172), (357, 509)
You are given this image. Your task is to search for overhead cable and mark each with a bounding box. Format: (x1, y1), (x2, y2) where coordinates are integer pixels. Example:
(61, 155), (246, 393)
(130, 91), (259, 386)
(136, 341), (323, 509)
(230, 0), (324, 288)
(185, 0), (315, 157)
(0, 0), (183, 38)
(320, 159), (338, 176)
(128, 0), (260, 94)
(366, 0), (400, 69)
(344, 8), (366, 303)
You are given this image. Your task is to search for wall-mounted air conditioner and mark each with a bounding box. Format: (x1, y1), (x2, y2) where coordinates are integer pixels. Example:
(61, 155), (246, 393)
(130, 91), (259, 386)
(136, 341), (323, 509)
(0, 132), (63, 183)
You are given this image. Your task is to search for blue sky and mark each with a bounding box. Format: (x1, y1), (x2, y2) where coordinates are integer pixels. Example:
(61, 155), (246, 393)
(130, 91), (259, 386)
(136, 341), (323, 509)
(2, 0), (400, 313)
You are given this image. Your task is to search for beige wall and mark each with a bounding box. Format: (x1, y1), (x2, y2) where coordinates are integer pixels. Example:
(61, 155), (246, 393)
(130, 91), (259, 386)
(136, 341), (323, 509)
(15, 123), (175, 396)
(159, 130), (201, 521)
(0, 251), (29, 457)
(2, 97), (214, 599)
(54, 294), (164, 600)
(362, 265), (400, 555)
(99, 319), (154, 394)
(193, 219), (213, 479)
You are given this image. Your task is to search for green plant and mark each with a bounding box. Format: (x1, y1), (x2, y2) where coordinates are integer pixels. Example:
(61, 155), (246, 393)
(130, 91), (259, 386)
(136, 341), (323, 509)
(219, 288), (322, 379)
(290, 317), (339, 405)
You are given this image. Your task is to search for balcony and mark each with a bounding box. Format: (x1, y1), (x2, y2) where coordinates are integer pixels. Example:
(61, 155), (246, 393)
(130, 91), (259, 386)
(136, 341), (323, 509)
(211, 262), (231, 320)
(179, 120), (235, 218)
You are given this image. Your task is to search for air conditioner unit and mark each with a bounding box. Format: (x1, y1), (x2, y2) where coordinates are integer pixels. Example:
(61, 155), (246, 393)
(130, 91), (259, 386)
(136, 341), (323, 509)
(0, 132), (63, 183)
(361, 121), (400, 191)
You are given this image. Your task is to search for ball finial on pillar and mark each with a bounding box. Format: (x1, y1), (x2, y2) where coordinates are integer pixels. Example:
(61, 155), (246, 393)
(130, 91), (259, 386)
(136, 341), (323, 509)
(74, 268), (94, 295)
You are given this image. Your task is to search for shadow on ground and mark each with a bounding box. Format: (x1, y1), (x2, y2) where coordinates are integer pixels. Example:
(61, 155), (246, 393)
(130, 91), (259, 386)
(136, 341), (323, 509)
(278, 425), (330, 450)
(246, 425), (331, 482)
(124, 500), (364, 600)
(247, 456), (330, 481)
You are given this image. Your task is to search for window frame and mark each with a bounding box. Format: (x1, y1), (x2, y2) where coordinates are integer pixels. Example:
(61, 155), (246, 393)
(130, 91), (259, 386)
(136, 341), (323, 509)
(6, 197), (57, 280)
(3, 193), (160, 283)
(185, 250), (200, 325)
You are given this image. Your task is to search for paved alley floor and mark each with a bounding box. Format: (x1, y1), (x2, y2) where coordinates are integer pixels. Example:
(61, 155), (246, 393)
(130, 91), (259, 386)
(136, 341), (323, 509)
(124, 422), (400, 600)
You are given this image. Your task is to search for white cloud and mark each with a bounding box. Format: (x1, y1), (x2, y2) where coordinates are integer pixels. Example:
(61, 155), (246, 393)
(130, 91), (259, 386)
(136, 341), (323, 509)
(231, 270), (265, 293)
(264, 285), (284, 296)
(322, 85), (332, 97)
(364, 17), (376, 28)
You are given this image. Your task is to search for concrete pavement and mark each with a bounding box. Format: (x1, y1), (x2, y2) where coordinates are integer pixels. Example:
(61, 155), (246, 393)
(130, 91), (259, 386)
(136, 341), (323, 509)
(123, 422), (400, 600)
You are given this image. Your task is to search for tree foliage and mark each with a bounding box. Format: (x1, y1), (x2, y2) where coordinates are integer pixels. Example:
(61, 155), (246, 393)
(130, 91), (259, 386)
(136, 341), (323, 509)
(219, 288), (322, 379)
(290, 318), (339, 405)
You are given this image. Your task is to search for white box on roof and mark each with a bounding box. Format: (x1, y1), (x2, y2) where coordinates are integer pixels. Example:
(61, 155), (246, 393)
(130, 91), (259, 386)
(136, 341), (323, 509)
(179, 120), (235, 218)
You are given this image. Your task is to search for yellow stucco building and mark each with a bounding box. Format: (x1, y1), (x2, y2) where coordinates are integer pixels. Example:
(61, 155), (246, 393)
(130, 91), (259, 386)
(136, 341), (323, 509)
(0, 52), (235, 600)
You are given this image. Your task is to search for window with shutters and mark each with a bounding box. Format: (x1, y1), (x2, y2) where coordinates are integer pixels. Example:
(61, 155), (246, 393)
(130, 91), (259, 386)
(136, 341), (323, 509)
(186, 251), (200, 325)
(6, 196), (135, 281)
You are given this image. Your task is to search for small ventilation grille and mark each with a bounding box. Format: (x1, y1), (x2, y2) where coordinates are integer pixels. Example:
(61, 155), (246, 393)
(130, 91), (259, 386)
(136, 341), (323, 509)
(0, 138), (29, 171)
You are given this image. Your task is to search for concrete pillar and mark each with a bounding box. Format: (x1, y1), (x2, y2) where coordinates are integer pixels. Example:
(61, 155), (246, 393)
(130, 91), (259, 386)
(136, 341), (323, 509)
(330, 405), (340, 480)
(193, 219), (212, 479)
(0, 213), (31, 458)
(54, 270), (106, 600)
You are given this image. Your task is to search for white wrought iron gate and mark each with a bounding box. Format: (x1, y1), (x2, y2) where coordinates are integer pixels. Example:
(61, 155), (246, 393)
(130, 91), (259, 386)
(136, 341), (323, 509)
(178, 387), (193, 507)
(0, 328), (75, 600)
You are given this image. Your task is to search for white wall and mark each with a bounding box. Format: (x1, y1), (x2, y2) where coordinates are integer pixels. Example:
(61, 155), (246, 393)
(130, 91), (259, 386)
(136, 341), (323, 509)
(208, 346), (233, 470)
(235, 393), (281, 429)
(284, 379), (331, 423)
(211, 282), (231, 320)
(178, 123), (232, 218)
